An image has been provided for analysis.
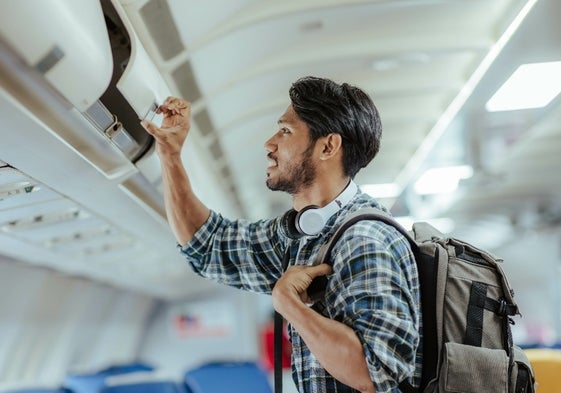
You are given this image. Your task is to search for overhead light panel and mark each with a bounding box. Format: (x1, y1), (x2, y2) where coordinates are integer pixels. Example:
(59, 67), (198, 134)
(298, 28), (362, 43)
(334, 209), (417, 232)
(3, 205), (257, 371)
(0, 207), (89, 233)
(486, 61), (561, 112)
(43, 226), (113, 248)
(0, 182), (40, 201)
(414, 165), (473, 195)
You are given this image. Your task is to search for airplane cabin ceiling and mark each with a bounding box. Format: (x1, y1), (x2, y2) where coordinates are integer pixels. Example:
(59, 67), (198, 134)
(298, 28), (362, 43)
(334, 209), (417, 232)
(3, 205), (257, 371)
(1, 0), (560, 299)
(126, 0), (548, 221)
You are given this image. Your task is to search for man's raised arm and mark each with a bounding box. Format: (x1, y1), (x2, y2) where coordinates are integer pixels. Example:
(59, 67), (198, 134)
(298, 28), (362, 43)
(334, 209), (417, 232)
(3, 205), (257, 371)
(141, 97), (210, 246)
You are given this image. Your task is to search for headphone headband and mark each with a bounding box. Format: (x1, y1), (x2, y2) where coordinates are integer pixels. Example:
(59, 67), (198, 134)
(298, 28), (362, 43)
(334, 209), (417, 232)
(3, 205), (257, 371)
(282, 181), (358, 238)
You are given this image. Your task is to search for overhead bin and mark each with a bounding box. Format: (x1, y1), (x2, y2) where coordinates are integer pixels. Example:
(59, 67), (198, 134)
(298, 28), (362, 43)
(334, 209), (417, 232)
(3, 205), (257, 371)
(0, 0), (172, 224)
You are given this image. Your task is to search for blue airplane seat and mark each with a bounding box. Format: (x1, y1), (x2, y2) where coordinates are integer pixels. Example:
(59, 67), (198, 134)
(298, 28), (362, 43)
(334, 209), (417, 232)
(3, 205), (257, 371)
(98, 363), (154, 375)
(3, 389), (73, 393)
(184, 361), (272, 393)
(63, 362), (154, 393)
(101, 380), (188, 393)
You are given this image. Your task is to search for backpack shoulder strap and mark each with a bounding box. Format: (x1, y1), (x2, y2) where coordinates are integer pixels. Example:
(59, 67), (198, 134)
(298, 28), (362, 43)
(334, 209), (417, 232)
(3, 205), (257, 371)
(308, 207), (419, 300)
(316, 207), (418, 266)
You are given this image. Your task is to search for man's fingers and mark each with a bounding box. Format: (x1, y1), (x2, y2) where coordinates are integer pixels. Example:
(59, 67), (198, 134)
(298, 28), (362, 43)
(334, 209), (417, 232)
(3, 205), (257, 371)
(140, 119), (160, 136)
(308, 263), (333, 278)
(158, 97), (190, 114)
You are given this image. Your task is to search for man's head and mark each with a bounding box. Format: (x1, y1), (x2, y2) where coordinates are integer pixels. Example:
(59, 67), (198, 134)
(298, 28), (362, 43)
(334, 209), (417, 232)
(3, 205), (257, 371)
(265, 105), (317, 194)
(288, 76), (382, 179)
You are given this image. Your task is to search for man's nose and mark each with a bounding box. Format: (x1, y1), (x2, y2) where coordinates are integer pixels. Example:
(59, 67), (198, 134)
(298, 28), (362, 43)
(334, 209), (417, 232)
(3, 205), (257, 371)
(264, 135), (276, 152)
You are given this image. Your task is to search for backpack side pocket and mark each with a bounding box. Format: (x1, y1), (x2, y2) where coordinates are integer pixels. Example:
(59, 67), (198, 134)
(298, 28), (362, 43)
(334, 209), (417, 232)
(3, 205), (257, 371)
(509, 345), (535, 393)
(439, 342), (509, 393)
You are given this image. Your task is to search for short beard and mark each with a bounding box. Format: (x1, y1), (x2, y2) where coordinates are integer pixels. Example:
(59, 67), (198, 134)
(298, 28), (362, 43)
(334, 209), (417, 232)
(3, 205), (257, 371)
(266, 142), (316, 195)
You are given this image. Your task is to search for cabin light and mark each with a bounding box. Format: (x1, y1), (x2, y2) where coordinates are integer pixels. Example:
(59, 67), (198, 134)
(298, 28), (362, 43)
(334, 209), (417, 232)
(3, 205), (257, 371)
(414, 165), (473, 195)
(371, 52), (431, 72)
(0, 182), (40, 200)
(43, 226), (113, 248)
(361, 183), (401, 199)
(486, 61), (561, 112)
(0, 208), (89, 233)
(81, 240), (135, 257)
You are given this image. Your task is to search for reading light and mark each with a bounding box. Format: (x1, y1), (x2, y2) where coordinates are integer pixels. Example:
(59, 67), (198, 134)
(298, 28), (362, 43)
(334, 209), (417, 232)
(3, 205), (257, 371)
(486, 61), (561, 112)
(0, 182), (39, 201)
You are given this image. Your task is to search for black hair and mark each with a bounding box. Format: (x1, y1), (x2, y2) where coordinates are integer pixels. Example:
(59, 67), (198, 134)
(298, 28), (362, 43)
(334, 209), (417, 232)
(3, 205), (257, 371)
(288, 76), (382, 178)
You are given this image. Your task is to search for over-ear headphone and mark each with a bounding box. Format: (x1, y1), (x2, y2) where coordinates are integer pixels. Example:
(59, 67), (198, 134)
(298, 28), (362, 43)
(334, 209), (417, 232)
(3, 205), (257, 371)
(281, 181), (358, 239)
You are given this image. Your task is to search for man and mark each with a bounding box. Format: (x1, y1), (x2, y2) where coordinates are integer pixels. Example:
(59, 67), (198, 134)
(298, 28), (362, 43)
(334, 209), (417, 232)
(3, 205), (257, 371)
(141, 76), (422, 393)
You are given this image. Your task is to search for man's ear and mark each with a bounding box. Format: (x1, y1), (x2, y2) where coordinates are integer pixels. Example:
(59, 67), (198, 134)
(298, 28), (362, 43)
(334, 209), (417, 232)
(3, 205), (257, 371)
(319, 133), (343, 160)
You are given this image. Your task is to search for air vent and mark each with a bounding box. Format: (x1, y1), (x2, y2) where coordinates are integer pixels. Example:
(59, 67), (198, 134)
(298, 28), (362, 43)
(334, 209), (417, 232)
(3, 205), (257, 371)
(208, 139), (224, 161)
(140, 0), (185, 61)
(220, 165), (232, 180)
(299, 20), (323, 33)
(172, 60), (202, 103)
(193, 109), (214, 137)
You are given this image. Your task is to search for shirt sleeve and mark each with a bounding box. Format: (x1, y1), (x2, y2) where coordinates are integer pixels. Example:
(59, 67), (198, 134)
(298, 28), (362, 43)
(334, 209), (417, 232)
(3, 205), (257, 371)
(179, 210), (288, 294)
(326, 220), (421, 393)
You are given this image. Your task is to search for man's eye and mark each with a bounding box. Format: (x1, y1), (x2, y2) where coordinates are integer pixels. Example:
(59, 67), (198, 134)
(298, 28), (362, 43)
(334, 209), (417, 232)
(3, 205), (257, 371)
(281, 128), (290, 134)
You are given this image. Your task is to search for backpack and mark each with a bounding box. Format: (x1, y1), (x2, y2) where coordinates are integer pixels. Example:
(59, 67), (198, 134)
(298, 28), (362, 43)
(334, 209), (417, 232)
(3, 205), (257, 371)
(309, 207), (536, 393)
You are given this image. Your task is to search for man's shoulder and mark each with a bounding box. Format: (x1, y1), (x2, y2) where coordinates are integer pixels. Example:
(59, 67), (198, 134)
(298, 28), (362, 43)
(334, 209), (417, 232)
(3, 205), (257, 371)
(336, 192), (392, 229)
(333, 194), (410, 246)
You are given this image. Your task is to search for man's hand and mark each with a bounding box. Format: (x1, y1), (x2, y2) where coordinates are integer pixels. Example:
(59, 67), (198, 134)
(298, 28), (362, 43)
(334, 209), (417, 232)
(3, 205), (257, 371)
(141, 97), (191, 157)
(273, 264), (376, 392)
(272, 264), (332, 315)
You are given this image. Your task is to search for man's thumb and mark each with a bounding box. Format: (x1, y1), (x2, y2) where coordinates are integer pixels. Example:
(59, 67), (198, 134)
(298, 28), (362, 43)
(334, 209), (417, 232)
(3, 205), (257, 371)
(140, 119), (159, 136)
(310, 263), (333, 278)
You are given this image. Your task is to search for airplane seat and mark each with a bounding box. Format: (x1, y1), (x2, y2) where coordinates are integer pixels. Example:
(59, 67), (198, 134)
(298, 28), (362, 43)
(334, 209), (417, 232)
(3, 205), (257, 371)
(524, 348), (561, 393)
(3, 388), (74, 393)
(183, 361), (272, 393)
(100, 381), (188, 393)
(63, 362), (154, 393)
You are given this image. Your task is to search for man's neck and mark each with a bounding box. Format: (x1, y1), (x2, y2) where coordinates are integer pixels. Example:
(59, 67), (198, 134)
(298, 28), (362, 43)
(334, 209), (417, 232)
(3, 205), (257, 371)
(292, 176), (352, 211)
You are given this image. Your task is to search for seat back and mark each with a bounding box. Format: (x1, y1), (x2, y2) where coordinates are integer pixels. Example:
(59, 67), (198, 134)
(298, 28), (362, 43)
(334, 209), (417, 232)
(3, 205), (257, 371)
(101, 381), (186, 393)
(184, 361), (271, 393)
(63, 363), (154, 393)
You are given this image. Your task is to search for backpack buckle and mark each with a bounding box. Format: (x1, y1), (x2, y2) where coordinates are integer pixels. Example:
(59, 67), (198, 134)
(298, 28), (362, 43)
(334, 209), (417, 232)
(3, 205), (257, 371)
(498, 299), (507, 316)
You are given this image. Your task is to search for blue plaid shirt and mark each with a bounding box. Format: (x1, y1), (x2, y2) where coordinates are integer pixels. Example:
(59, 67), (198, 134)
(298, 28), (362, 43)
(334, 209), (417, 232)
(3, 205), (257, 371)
(180, 191), (422, 393)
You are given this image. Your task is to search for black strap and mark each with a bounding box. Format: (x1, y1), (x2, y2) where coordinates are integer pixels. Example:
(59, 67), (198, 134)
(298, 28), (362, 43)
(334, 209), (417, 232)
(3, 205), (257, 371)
(274, 310), (284, 393)
(307, 210), (418, 298)
(515, 367), (530, 393)
(274, 249), (292, 393)
(324, 211), (418, 260)
(465, 282), (488, 346)
(398, 379), (417, 393)
(484, 297), (518, 316)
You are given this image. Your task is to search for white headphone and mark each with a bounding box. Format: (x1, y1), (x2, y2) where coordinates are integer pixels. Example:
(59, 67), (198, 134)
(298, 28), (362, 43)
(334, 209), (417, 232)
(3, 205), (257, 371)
(282, 181), (358, 238)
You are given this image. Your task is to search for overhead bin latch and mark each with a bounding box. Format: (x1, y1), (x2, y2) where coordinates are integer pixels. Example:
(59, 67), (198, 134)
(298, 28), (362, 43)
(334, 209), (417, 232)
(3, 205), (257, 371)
(104, 115), (124, 139)
(142, 101), (159, 124)
(104, 114), (141, 159)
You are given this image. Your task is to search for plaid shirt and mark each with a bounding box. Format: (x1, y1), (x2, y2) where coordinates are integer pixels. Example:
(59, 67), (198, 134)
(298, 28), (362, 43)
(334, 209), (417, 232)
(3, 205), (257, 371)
(180, 192), (422, 393)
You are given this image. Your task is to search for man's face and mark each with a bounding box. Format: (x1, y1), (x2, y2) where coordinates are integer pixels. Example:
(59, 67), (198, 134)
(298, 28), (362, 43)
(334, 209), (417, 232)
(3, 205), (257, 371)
(264, 105), (317, 195)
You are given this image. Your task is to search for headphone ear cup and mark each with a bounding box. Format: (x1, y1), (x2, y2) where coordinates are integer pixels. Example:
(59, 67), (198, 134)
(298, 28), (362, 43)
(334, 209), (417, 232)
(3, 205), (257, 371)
(281, 209), (302, 239)
(295, 205), (322, 236)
